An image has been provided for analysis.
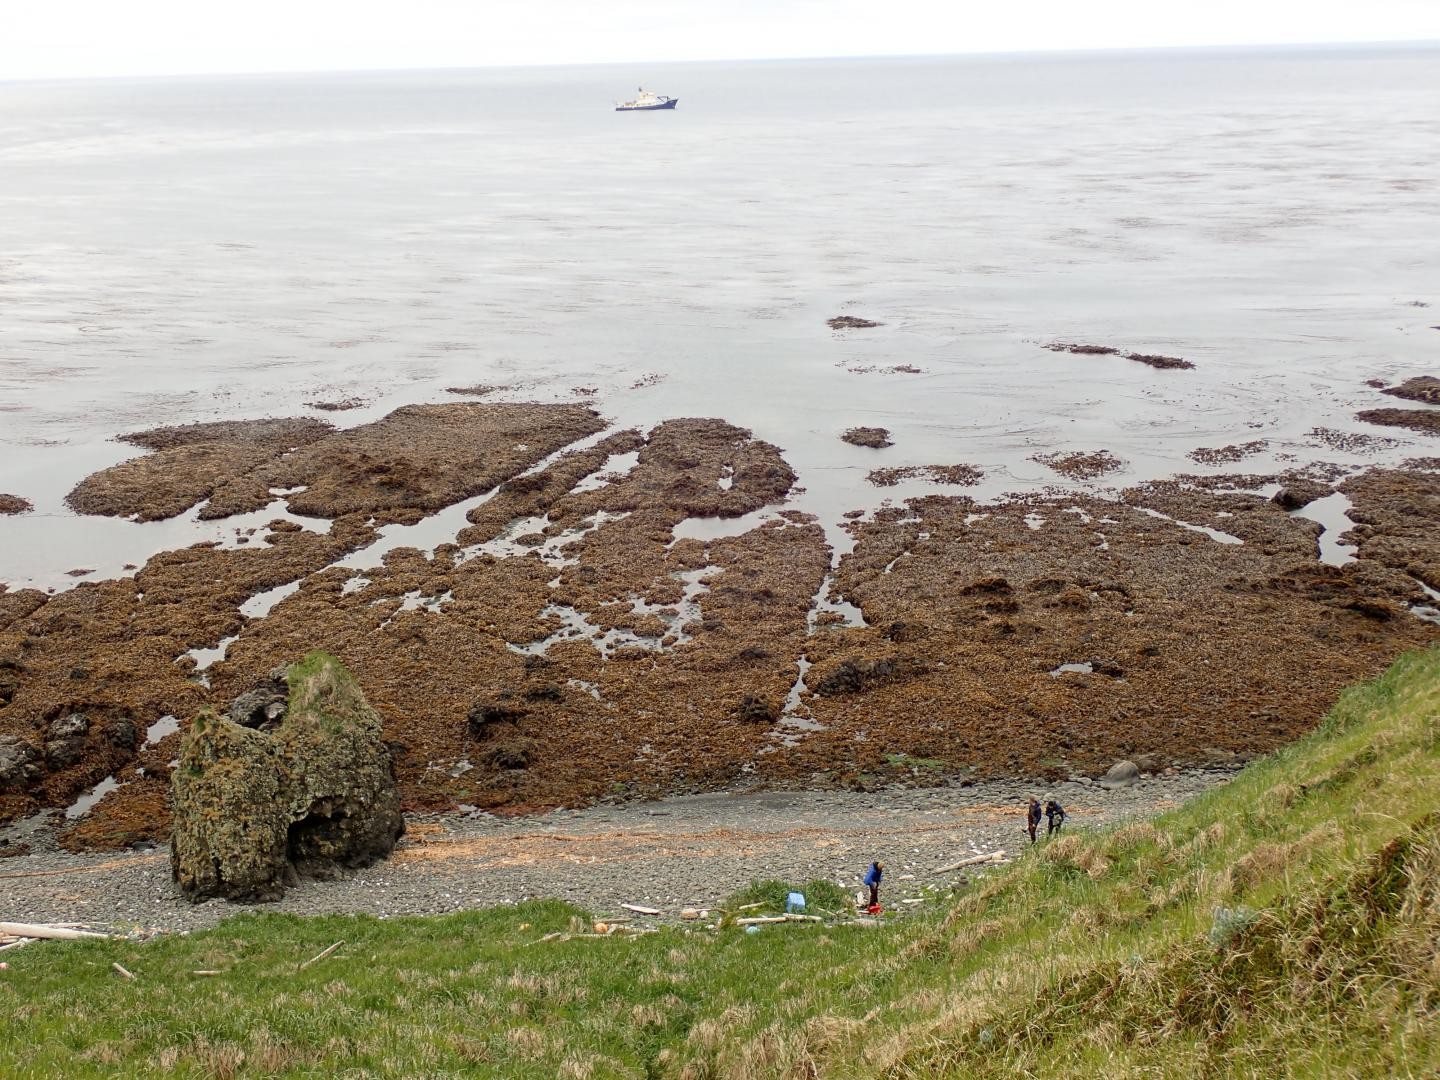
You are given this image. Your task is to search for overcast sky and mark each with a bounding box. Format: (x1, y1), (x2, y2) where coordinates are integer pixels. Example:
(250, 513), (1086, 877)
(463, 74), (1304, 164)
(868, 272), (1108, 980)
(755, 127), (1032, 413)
(5, 0), (1439, 80)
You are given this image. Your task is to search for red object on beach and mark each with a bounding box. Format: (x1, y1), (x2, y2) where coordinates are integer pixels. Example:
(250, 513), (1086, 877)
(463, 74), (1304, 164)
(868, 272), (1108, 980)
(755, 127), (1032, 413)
(866, 903), (883, 915)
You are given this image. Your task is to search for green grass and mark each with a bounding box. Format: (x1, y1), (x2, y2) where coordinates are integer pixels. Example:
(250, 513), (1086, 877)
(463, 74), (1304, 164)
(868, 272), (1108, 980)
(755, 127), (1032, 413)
(3, 646), (1439, 1078)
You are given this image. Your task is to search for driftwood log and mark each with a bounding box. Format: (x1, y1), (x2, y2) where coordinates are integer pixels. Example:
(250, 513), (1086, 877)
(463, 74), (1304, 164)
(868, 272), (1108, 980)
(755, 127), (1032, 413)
(934, 851), (1006, 873)
(0, 922), (111, 941)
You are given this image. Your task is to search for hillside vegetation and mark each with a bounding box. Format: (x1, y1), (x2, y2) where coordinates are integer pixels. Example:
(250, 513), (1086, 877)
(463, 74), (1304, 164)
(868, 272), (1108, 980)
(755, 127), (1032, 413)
(2, 646), (1437, 1078)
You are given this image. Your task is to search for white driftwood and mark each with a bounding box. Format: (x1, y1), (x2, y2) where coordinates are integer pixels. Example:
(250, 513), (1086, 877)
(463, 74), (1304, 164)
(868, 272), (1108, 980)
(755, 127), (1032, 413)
(0, 922), (110, 941)
(619, 903), (662, 916)
(112, 962), (136, 980)
(934, 851), (1006, 873)
(298, 940), (344, 971)
(192, 970), (223, 976)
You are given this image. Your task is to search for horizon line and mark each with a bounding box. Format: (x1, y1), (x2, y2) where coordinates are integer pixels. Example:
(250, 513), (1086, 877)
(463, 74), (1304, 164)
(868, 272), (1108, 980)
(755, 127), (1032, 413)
(3, 37), (1438, 87)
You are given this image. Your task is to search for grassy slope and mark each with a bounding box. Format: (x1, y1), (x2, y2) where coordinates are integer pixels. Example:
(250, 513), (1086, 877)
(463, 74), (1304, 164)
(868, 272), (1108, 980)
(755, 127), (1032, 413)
(2, 646), (1437, 1079)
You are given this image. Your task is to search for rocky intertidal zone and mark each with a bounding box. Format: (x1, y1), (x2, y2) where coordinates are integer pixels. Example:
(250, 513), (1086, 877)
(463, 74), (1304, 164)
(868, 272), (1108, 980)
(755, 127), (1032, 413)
(0, 496), (31, 516)
(2, 403), (1438, 852)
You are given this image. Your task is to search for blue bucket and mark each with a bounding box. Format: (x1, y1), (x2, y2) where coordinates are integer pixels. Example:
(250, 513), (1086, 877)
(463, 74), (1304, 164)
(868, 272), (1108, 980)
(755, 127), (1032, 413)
(785, 891), (806, 913)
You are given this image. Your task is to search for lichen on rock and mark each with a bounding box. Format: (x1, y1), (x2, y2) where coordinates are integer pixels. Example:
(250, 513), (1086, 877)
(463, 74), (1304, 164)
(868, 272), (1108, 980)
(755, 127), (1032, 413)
(170, 651), (404, 902)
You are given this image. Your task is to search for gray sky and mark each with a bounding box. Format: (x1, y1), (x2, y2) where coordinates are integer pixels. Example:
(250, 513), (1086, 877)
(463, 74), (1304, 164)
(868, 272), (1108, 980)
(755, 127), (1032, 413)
(5, 0), (1439, 79)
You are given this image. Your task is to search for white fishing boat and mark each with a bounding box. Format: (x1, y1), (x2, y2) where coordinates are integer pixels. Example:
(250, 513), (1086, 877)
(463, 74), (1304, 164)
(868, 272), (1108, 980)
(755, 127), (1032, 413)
(615, 88), (678, 112)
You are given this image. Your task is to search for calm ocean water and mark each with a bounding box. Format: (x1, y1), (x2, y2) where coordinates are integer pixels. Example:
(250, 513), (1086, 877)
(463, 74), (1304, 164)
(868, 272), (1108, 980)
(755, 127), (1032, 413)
(1, 47), (1438, 585)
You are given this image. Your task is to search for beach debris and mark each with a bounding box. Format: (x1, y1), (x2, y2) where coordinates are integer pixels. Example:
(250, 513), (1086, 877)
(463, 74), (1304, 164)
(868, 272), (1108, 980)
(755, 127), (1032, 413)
(0, 494), (32, 516)
(0, 922), (111, 942)
(298, 940), (345, 971)
(828, 315), (882, 330)
(934, 851), (1006, 873)
(619, 903), (662, 916)
(111, 962), (136, 980)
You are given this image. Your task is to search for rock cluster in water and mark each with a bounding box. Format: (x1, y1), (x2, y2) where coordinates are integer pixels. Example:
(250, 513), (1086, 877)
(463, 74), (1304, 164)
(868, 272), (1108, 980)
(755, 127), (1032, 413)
(170, 652), (404, 902)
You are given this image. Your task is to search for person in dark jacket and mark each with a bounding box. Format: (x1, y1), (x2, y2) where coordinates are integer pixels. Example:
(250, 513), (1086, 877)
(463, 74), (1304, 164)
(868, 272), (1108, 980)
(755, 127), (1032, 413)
(1027, 798), (1042, 844)
(1045, 799), (1066, 835)
(863, 860), (884, 909)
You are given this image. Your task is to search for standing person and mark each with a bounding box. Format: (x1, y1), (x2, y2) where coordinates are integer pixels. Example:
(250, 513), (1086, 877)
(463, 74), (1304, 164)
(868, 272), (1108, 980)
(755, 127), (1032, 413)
(1045, 798), (1066, 836)
(862, 860), (884, 911)
(1027, 798), (1042, 845)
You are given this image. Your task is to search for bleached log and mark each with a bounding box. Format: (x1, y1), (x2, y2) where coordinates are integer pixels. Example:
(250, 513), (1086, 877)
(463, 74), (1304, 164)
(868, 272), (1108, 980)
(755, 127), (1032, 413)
(934, 851), (1006, 873)
(112, 962), (136, 980)
(0, 922), (110, 941)
(297, 940), (344, 971)
(619, 903), (662, 916)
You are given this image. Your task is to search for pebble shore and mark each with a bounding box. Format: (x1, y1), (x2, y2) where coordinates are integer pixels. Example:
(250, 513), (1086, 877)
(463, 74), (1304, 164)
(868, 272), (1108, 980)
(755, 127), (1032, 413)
(1, 770), (1236, 934)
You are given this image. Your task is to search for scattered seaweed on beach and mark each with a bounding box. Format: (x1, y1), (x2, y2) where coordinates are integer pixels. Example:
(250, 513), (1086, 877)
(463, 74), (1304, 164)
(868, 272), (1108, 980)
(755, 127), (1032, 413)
(1043, 343), (1193, 369)
(1032, 450), (1125, 480)
(308, 398), (368, 412)
(1188, 441), (1268, 465)
(1044, 343), (1120, 356)
(0, 495), (31, 515)
(1307, 427), (1402, 454)
(866, 465), (983, 487)
(828, 315), (882, 330)
(841, 427), (893, 449)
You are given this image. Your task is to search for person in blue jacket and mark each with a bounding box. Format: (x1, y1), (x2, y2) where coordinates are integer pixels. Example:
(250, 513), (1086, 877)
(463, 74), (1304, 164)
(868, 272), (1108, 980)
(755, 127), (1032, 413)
(863, 860), (884, 909)
(1027, 798), (1043, 844)
(1045, 799), (1066, 836)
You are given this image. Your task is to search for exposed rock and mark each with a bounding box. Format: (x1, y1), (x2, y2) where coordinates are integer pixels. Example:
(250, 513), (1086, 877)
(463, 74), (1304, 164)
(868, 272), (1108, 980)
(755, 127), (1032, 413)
(1381, 376), (1440, 405)
(0, 736), (42, 792)
(1100, 760), (1140, 788)
(44, 712), (91, 769)
(227, 667), (289, 730)
(1356, 407), (1440, 437)
(483, 737), (535, 771)
(811, 655), (928, 697)
(0, 494), (32, 516)
(736, 695), (779, 724)
(1125, 352), (1194, 370)
(170, 652), (404, 902)
(828, 315), (882, 330)
(841, 427), (893, 449)
(107, 718), (139, 751)
(1271, 481), (1331, 511)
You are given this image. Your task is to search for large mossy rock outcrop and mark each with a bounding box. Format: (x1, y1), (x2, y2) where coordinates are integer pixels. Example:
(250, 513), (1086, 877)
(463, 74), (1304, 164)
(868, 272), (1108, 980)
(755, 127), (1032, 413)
(170, 652), (404, 902)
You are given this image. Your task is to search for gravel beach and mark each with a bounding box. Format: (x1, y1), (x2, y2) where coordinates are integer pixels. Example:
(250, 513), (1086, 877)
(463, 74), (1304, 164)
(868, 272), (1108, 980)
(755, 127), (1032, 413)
(1, 769), (1235, 934)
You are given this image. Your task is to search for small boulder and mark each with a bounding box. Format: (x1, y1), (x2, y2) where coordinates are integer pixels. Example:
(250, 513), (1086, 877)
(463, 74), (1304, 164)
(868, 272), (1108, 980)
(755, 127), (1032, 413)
(227, 667), (289, 730)
(0, 736), (42, 791)
(1100, 760), (1141, 789)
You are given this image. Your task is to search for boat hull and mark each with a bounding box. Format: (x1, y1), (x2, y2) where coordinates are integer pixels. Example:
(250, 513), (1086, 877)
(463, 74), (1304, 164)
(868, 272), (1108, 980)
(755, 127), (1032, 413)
(616, 99), (678, 111)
